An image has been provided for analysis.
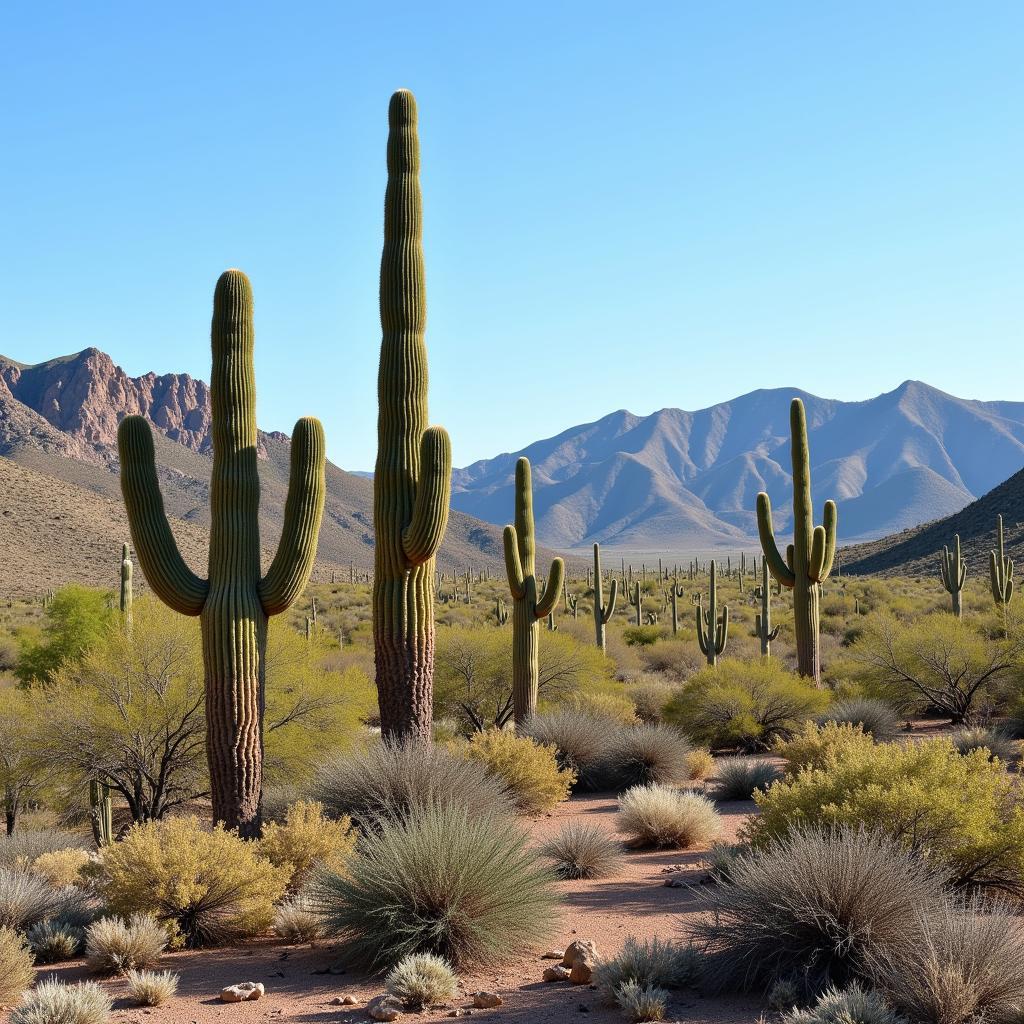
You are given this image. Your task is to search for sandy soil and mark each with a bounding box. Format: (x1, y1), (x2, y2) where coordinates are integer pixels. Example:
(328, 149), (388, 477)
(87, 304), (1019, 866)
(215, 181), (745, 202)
(22, 793), (766, 1024)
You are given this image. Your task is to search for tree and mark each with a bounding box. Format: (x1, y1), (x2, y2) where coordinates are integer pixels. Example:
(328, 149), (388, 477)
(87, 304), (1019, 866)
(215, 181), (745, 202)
(0, 691), (50, 833)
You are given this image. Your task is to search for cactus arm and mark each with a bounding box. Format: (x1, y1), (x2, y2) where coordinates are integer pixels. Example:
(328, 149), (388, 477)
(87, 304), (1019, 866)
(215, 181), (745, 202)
(402, 425), (453, 566)
(819, 500), (838, 580)
(718, 606), (730, 653)
(118, 415), (208, 616)
(756, 492), (796, 589)
(989, 550), (1003, 603)
(808, 525), (827, 583)
(602, 578), (619, 622)
(535, 557), (565, 619)
(259, 417), (327, 615)
(504, 526), (526, 599)
(940, 547), (952, 591)
(696, 603), (709, 656)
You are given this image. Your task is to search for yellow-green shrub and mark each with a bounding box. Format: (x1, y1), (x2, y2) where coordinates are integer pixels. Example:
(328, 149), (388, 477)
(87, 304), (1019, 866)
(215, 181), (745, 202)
(259, 800), (356, 892)
(566, 690), (638, 725)
(32, 848), (92, 888)
(684, 749), (715, 781)
(773, 721), (876, 773)
(459, 731), (575, 814)
(97, 817), (289, 947)
(0, 925), (34, 1007)
(748, 738), (1024, 893)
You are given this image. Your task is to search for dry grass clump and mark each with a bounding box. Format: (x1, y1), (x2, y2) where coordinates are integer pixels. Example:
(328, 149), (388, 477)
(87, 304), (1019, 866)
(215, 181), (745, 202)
(950, 726), (1018, 762)
(0, 867), (74, 932)
(314, 740), (511, 824)
(9, 978), (111, 1024)
(0, 925), (35, 1007)
(618, 785), (721, 849)
(273, 896), (326, 943)
(385, 952), (459, 1009)
(539, 821), (624, 880)
(597, 935), (697, 1002)
(684, 748), (715, 781)
(84, 914), (167, 975)
(600, 723), (693, 789)
(30, 849), (92, 889)
(125, 969), (179, 1007)
(523, 708), (618, 790)
(0, 831), (87, 871)
(614, 980), (669, 1022)
(781, 983), (906, 1023)
(27, 919), (84, 963)
(817, 698), (900, 742)
(710, 757), (783, 801)
(628, 678), (676, 722)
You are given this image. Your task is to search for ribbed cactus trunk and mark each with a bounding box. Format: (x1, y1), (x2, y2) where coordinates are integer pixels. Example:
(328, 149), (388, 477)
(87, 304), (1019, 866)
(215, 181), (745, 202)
(373, 90), (452, 742)
(119, 270), (326, 838)
(119, 543), (133, 629)
(592, 542), (618, 653)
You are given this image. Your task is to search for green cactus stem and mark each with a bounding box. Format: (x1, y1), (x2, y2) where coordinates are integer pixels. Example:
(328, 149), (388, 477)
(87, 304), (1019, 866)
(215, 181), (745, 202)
(373, 90), (453, 742)
(670, 580), (685, 635)
(754, 560), (781, 657)
(119, 543), (133, 629)
(504, 457), (565, 725)
(90, 779), (113, 848)
(940, 533), (967, 618)
(547, 611), (558, 632)
(593, 543), (618, 653)
(567, 592), (579, 619)
(495, 596), (509, 626)
(118, 269), (325, 838)
(756, 398), (836, 686)
(696, 559), (729, 666)
(989, 514), (1014, 615)
(628, 580), (643, 626)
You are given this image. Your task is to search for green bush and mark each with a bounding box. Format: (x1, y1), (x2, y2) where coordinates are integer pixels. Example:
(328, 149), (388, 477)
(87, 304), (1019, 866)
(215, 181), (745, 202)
(125, 969), (179, 1007)
(663, 659), (829, 752)
(27, 919), (84, 963)
(312, 802), (558, 968)
(615, 980), (669, 1022)
(597, 935), (696, 1003)
(773, 721), (876, 773)
(258, 800), (356, 891)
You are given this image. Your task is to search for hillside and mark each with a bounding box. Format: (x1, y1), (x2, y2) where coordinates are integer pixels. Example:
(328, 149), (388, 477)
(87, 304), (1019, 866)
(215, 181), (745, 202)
(842, 466), (1024, 578)
(452, 381), (1024, 552)
(0, 349), (510, 597)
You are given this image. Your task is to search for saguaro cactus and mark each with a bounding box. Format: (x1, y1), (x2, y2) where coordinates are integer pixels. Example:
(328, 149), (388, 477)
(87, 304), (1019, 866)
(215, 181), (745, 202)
(940, 534), (966, 618)
(593, 543), (618, 653)
(119, 543), (133, 628)
(989, 514), (1014, 615)
(495, 596), (509, 626)
(628, 581), (643, 626)
(89, 780), (113, 848)
(754, 560), (780, 657)
(118, 269), (326, 837)
(670, 580), (685, 635)
(756, 398), (837, 685)
(504, 458), (564, 725)
(696, 559), (729, 666)
(373, 89), (453, 741)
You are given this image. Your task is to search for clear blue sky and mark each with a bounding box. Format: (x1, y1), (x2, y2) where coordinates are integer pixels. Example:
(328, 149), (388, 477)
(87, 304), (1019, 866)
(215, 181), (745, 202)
(1, 3), (1020, 470)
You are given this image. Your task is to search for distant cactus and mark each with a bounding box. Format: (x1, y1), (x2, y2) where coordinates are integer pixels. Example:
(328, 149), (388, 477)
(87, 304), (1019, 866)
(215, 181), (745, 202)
(119, 543), (133, 628)
(756, 398), (836, 685)
(118, 269), (326, 837)
(628, 580), (643, 626)
(696, 559), (729, 666)
(547, 611), (558, 632)
(373, 90), (453, 741)
(504, 458), (564, 725)
(495, 597), (509, 626)
(989, 514), (1014, 614)
(592, 544), (618, 653)
(567, 592), (579, 619)
(670, 580), (685, 635)
(754, 560), (780, 657)
(90, 780), (113, 848)
(940, 534), (967, 618)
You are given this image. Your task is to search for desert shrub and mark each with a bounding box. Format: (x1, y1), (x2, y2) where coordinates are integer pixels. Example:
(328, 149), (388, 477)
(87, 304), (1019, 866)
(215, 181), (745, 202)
(748, 738), (1024, 895)
(617, 785), (721, 849)
(125, 969), (179, 1007)
(27, 919), (84, 963)
(615, 980), (669, 1022)
(628, 679), (675, 722)
(866, 896), (1024, 1024)
(31, 849), (91, 889)
(312, 802), (558, 968)
(782, 983), (906, 1023)
(641, 641), (704, 683)
(663, 659), (829, 751)
(96, 817), (288, 948)
(0, 867), (74, 931)
(567, 689), (639, 724)
(523, 708), (617, 789)
(261, 784), (304, 825)
(705, 842), (745, 883)
(0, 926), (34, 1007)
(711, 758), (783, 801)
(599, 723), (693, 790)
(314, 740), (511, 824)
(259, 800), (356, 891)
(624, 626), (663, 647)
(692, 826), (947, 998)
(774, 720), (876, 773)
(0, 831), (88, 871)
(84, 914), (167, 975)
(768, 977), (801, 1012)
(458, 730), (574, 814)
(539, 821), (624, 880)
(950, 725), (1018, 762)
(684, 748), (715, 781)
(817, 698), (900, 742)
(273, 895), (325, 943)
(385, 952), (458, 1009)
(597, 935), (697, 1002)
(9, 978), (112, 1024)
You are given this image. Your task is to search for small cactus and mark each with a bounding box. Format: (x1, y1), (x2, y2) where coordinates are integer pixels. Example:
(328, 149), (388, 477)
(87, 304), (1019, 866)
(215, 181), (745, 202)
(592, 543), (618, 653)
(696, 560), (729, 667)
(989, 514), (1014, 612)
(940, 534), (967, 618)
(119, 543), (133, 629)
(754, 560), (780, 657)
(628, 580), (643, 626)
(90, 780), (113, 848)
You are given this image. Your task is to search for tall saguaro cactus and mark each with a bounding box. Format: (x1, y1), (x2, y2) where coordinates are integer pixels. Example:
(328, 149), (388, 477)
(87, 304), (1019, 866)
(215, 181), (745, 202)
(756, 398), (837, 685)
(940, 534), (966, 618)
(592, 542), (618, 653)
(373, 89), (453, 741)
(670, 580), (684, 635)
(119, 543), (133, 628)
(696, 559), (729, 666)
(754, 560), (780, 657)
(118, 269), (326, 838)
(989, 515), (1013, 616)
(504, 458), (564, 725)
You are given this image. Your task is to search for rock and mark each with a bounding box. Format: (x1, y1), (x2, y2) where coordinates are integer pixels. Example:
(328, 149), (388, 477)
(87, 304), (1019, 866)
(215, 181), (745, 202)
(330, 995), (358, 1006)
(543, 966), (571, 982)
(541, 949), (565, 960)
(219, 982), (264, 1003)
(472, 991), (503, 1008)
(562, 940), (599, 985)
(368, 994), (404, 1021)
(664, 877), (684, 887)
(561, 939), (598, 968)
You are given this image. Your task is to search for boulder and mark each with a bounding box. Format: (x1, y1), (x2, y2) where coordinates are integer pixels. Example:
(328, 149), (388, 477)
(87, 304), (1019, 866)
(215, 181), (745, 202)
(219, 982), (264, 1003)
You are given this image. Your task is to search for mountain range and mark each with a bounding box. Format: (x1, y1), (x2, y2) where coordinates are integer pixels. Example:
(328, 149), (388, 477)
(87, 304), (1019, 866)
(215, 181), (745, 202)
(451, 383), (1024, 553)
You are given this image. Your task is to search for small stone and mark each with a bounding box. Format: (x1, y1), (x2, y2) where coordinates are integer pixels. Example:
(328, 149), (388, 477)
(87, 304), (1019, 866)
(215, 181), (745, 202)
(664, 877), (684, 887)
(472, 991), (503, 1008)
(541, 949), (565, 959)
(543, 966), (571, 982)
(219, 982), (264, 1003)
(561, 939), (598, 968)
(330, 995), (358, 1006)
(368, 994), (403, 1021)
(563, 940), (598, 985)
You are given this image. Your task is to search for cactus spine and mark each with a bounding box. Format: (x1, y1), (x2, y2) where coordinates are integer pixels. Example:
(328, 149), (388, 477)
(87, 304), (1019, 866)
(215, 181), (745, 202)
(754, 559), (780, 656)
(118, 269), (325, 837)
(989, 515), (1014, 616)
(940, 534), (966, 618)
(90, 779), (113, 847)
(373, 90), (453, 742)
(592, 543), (618, 653)
(119, 543), (133, 629)
(696, 559), (729, 666)
(504, 458), (564, 726)
(756, 398), (836, 686)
